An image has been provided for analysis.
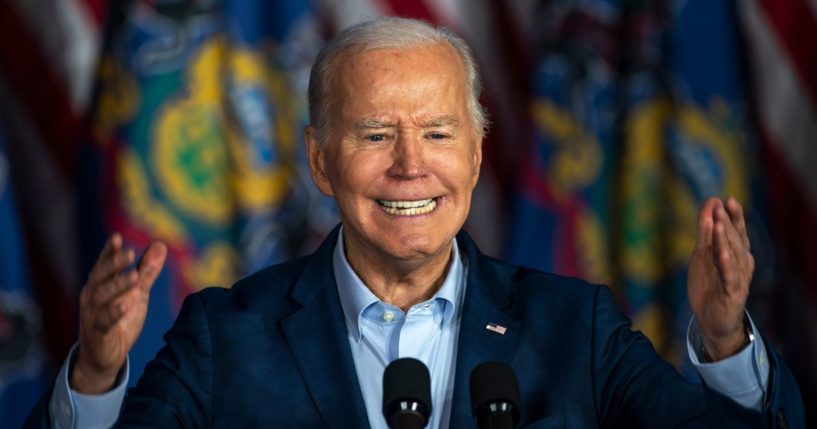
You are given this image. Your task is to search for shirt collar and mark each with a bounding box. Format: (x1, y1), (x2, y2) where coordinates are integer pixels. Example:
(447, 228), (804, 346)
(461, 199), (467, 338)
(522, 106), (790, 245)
(333, 227), (465, 342)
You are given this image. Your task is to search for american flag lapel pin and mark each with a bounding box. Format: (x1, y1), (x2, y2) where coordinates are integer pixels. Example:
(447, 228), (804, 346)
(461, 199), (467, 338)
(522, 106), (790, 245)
(485, 322), (507, 335)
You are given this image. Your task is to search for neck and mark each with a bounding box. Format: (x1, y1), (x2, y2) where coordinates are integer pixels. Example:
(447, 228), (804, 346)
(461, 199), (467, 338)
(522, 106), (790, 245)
(343, 236), (453, 312)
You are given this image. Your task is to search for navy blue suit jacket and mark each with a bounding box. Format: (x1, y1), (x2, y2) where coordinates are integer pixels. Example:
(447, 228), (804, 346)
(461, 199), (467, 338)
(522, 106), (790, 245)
(28, 227), (804, 427)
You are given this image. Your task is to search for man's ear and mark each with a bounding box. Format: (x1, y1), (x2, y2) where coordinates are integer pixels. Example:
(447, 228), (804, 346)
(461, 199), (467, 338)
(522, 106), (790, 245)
(305, 126), (334, 197)
(471, 136), (483, 189)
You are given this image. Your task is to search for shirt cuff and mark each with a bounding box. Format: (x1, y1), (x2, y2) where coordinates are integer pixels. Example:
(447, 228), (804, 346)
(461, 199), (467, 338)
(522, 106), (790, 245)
(687, 313), (770, 410)
(49, 343), (129, 429)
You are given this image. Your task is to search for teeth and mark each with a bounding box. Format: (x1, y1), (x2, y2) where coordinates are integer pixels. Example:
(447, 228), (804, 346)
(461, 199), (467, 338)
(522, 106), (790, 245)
(378, 199), (433, 208)
(378, 198), (437, 216)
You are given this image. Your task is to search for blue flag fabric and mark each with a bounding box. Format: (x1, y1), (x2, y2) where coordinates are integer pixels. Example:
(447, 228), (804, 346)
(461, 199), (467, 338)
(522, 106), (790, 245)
(663, 0), (754, 373)
(0, 127), (46, 428)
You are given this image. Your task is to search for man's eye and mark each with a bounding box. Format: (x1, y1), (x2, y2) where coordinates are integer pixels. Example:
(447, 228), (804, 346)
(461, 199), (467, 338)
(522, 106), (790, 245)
(428, 133), (449, 140)
(366, 134), (386, 142)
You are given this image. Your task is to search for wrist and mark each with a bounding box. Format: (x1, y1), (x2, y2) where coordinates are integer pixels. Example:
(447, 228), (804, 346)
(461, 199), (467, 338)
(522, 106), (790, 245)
(70, 349), (121, 394)
(701, 318), (753, 361)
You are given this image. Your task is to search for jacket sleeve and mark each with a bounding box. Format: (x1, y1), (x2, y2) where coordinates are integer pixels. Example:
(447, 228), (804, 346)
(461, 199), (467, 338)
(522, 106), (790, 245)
(697, 334), (805, 429)
(590, 285), (804, 428)
(116, 292), (214, 428)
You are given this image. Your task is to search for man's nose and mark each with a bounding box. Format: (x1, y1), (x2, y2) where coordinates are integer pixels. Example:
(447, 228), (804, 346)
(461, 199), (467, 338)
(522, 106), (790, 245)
(387, 134), (426, 180)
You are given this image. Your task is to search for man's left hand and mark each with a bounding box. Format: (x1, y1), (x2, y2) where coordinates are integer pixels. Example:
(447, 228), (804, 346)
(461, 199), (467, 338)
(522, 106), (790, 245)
(688, 197), (755, 361)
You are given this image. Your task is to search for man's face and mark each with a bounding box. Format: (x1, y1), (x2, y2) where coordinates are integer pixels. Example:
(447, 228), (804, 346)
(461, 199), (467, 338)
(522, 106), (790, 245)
(306, 42), (482, 267)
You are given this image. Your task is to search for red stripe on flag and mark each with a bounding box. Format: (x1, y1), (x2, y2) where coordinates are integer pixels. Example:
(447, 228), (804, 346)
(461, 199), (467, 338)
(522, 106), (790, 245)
(81, 0), (108, 27)
(484, 1), (536, 196)
(18, 209), (78, 363)
(0, 0), (80, 176)
(382, 0), (437, 23)
(758, 122), (817, 304)
(758, 0), (817, 107)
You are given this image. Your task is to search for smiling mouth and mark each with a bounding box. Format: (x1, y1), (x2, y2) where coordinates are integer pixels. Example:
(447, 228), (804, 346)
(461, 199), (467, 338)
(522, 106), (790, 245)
(377, 198), (438, 216)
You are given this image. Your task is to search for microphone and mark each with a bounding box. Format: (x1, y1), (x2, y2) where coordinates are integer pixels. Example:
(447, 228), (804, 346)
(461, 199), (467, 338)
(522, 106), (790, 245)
(469, 361), (521, 429)
(382, 358), (432, 429)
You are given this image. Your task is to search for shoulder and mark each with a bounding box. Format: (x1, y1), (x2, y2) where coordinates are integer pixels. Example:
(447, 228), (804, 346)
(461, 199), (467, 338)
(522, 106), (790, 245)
(186, 254), (313, 316)
(479, 254), (605, 305)
(457, 230), (606, 311)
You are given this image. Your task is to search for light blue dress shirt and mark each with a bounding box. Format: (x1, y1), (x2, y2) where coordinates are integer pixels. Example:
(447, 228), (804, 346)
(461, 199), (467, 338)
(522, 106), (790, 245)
(51, 232), (769, 428)
(50, 344), (128, 429)
(333, 229), (466, 429)
(687, 315), (769, 409)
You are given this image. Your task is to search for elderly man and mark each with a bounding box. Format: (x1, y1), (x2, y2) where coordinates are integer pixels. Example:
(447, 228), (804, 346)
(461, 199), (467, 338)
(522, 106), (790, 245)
(28, 17), (802, 428)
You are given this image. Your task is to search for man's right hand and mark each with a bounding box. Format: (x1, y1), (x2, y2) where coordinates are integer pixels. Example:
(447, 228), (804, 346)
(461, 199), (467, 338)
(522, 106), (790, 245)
(70, 233), (167, 394)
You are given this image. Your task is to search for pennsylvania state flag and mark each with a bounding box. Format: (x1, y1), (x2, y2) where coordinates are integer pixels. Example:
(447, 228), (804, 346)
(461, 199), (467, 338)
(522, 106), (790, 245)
(89, 0), (333, 383)
(506, 0), (755, 371)
(618, 0), (752, 368)
(505, 2), (616, 287)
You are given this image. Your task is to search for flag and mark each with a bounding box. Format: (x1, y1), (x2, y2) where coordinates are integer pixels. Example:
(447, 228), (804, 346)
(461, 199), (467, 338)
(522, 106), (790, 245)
(506, 1), (618, 291)
(0, 0), (107, 403)
(89, 0), (332, 382)
(660, 0), (753, 370)
(507, 0), (760, 373)
(0, 126), (46, 429)
(738, 0), (817, 417)
(615, 0), (674, 358)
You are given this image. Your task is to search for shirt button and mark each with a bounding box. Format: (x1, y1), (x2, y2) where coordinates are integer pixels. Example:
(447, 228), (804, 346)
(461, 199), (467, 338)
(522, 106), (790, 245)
(760, 352), (767, 366)
(383, 311), (394, 322)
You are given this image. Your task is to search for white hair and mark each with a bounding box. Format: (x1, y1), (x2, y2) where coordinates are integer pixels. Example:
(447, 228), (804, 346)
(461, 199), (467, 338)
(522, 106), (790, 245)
(307, 17), (488, 144)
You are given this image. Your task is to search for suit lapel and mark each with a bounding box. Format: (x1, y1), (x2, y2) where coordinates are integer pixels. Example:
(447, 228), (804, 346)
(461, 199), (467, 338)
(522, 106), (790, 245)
(450, 233), (522, 426)
(276, 229), (521, 427)
(279, 227), (370, 428)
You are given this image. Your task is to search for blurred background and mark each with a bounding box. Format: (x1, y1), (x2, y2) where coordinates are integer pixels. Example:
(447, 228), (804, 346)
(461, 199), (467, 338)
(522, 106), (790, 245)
(0, 0), (815, 426)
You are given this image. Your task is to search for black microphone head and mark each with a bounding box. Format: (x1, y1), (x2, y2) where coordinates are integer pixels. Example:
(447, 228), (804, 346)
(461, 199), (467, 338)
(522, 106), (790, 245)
(469, 361), (521, 425)
(382, 358), (432, 426)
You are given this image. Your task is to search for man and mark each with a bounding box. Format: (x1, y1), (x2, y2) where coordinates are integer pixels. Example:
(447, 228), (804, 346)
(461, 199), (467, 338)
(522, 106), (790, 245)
(28, 17), (803, 428)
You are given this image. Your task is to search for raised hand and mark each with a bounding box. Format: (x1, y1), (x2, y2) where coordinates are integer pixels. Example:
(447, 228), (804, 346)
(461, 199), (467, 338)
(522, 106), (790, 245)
(71, 233), (167, 394)
(687, 197), (755, 361)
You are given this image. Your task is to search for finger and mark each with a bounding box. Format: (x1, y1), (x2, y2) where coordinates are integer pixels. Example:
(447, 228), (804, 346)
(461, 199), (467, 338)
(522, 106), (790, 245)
(715, 219), (749, 298)
(712, 221), (736, 291)
(88, 234), (122, 282)
(696, 197), (721, 250)
(725, 196), (750, 250)
(91, 270), (139, 306)
(89, 244), (135, 285)
(136, 242), (168, 292)
(95, 233), (122, 266)
(715, 203), (746, 260)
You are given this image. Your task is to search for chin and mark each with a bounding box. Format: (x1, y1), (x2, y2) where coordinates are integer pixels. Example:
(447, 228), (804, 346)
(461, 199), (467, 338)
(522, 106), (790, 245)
(386, 230), (454, 260)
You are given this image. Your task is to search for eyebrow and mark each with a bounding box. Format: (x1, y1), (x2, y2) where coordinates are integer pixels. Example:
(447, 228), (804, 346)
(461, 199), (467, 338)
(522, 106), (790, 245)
(354, 119), (396, 131)
(422, 116), (459, 128)
(353, 116), (460, 131)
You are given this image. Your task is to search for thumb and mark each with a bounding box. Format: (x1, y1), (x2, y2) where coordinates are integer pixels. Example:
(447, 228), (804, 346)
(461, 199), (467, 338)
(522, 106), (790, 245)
(136, 241), (167, 292)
